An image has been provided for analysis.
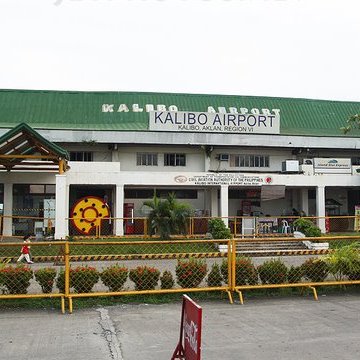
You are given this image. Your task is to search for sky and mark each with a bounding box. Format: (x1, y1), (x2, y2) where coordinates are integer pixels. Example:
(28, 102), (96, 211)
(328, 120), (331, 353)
(1, 0), (360, 101)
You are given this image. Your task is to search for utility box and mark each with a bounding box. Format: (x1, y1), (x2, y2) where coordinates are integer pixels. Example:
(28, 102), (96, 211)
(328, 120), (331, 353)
(282, 160), (299, 173)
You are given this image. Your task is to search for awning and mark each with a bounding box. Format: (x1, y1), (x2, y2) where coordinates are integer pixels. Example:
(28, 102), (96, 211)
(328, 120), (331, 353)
(0, 123), (69, 173)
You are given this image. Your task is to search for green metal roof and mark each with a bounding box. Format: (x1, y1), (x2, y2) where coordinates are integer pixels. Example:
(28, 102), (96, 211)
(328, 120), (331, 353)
(0, 89), (359, 137)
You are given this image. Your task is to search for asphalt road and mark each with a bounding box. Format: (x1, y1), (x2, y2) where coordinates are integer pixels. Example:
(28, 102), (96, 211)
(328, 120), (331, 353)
(1, 293), (360, 360)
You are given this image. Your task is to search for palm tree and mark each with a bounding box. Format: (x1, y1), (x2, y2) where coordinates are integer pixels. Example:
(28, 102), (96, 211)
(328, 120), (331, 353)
(143, 192), (193, 239)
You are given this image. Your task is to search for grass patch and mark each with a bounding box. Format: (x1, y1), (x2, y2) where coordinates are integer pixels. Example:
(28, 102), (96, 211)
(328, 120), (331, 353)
(0, 238), (218, 258)
(0, 297), (62, 311)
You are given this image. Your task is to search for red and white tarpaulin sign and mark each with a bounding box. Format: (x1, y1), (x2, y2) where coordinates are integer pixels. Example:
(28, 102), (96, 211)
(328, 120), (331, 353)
(171, 295), (202, 360)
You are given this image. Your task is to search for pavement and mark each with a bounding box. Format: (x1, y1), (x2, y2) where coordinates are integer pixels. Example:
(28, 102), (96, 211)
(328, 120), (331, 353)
(1, 293), (360, 360)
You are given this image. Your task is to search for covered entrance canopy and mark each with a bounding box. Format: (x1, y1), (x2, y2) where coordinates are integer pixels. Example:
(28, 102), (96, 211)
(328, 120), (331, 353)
(0, 123), (69, 173)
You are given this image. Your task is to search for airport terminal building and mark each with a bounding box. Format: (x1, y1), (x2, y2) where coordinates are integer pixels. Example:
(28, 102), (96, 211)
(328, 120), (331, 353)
(0, 89), (360, 239)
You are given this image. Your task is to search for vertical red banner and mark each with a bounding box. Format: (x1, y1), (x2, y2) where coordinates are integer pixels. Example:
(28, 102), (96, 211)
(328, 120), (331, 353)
(172, 295), (202, 360)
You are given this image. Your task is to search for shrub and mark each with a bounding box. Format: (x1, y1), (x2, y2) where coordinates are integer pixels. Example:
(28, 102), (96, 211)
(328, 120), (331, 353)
(129, 266), (160, 290)
(208, 219), (231, 239)
(257, 259), (288, 284)
(221, 256), (258, 286)
(0, 261), (6, 292)
(207, 263), (223, 287)
(287, 266), (303, 283)
(100, 265), (128, 292)
(34, 267), (57, 293)
(324, 244), (360, 281)
(56, 270), (66, 293)
(0, 265), (33, 294)
(176, 258), (207, 288)
(293, 218), (321, 237)
(345, 259), (360, 280)
(301, 258), (329, 282)
(160, 270), (175, 289)
(70, 265), (100, 293)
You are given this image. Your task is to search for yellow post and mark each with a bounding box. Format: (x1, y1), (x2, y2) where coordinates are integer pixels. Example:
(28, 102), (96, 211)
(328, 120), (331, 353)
(61, 296), (65, 314)
(226, 239), (234, 304)
(144, 218), (148, 238)
(59, 159), (65, 174)
(231, 239), (236, 292)
(64, 241), (70, 312)
(227, 239), (232, 290)
(235, 290), (244, 305)
(69, 297), (73, 314)
(308, 286), (319, 301)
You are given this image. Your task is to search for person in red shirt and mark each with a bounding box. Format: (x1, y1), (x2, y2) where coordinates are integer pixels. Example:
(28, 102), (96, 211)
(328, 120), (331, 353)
(17, 235), (34, 264)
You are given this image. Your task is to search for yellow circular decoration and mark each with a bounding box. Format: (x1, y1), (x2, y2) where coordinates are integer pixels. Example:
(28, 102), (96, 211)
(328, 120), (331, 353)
(71, 196), (110, 235)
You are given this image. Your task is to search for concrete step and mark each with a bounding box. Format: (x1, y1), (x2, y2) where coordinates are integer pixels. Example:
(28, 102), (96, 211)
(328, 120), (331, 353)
(235, 240), (307, 251)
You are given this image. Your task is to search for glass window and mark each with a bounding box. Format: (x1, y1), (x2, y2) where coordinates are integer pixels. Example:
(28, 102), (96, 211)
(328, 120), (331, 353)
(230, 154), (269, 168)
(136, 153), (158, 166)
(70, 151), (93, 161)
(164, 153), (186, 166)
(13, 184), (56, 216)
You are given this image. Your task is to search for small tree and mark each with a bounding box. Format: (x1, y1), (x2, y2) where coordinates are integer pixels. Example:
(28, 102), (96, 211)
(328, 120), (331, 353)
(143, 192), (193, 240)
(293, 218), (321, 237)
(208, 218), (231, 239)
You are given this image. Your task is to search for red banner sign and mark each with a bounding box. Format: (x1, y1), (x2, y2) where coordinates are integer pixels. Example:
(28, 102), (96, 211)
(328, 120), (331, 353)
(171, 295), (202, 360)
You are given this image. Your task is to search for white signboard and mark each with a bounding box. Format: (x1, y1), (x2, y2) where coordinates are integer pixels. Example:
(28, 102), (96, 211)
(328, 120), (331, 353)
(149, 111), (280, 134)
(44, 199), (56, 228)
(314, 158), (351, 174)
(174, 174), (273, 186)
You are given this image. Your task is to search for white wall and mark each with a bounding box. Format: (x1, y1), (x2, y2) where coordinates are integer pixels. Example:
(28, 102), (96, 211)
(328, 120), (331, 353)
(117, 145), (205, 172)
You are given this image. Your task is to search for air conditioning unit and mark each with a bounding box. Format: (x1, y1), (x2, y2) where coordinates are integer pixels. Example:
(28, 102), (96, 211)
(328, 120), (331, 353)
(282, 160), (299, 173)
(218, 154), (229, 161)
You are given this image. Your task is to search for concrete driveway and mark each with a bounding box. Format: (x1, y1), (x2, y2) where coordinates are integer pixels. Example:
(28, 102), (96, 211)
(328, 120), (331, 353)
(1, 293), (360, 360)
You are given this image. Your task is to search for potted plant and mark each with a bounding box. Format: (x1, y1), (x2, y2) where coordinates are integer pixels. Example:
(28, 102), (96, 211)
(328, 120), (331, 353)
(0, 265), (33, 294)
(100, 264), (128, 292)
(221, 256), (258, 286)
(207, 263), (223, 287)
(34, 267), (57, 293)
(160, 270), (175, 289)
(129, 266), (160, 290)
(176, 258), (207, 288)
(70, 265), (100, 293)
(301, 258), (329, 282)
(257, 259), (288, 285)
(287, 265), (303, 283)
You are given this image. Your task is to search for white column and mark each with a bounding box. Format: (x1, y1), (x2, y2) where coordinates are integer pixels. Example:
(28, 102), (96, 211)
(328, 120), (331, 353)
(210, 187), (218, 217)
(3, 182), (13, 236)
(115, 184), (124, 236)
(55, 174), (68, 239)
(316, 185), (326, 233)
(220, 185), (229, 227)
(204, 156), (211, 172)
(300, 188), (309, 215)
